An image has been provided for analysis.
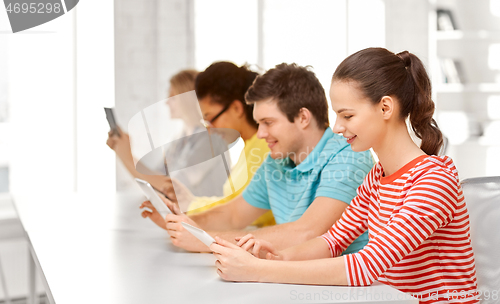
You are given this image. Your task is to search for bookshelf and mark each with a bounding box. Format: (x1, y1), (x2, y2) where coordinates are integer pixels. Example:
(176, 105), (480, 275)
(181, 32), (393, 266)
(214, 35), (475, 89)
(436, 30), (500, 40)
(435, 83), (500, 93)
(429, 0), (500, 178)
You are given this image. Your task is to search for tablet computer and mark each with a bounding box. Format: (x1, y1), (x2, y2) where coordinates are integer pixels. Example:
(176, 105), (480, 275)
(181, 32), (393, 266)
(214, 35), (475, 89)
(181, 222), (216, 247)
(104, 107), (121, 137)
(135, 178), (172, 215)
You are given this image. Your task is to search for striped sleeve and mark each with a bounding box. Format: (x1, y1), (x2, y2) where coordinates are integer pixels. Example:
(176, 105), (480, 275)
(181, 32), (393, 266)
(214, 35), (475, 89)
(344, 169), (459, 286)
(320, 167), (373, 257)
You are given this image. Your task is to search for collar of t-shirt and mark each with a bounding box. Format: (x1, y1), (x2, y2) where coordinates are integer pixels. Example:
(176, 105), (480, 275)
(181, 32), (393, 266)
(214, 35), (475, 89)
(276, 128), (333, 173)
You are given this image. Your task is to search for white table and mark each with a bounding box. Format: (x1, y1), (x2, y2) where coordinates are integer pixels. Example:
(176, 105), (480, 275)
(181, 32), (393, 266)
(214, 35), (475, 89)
(12, 191), (418, 304)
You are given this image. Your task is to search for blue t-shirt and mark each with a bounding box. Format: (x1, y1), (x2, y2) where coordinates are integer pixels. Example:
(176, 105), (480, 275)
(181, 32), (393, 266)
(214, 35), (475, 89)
(242, 128), (373, 255)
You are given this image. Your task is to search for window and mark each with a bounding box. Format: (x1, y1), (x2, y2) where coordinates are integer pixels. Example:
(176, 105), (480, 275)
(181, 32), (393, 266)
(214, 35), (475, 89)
(194, 0), (385, 126)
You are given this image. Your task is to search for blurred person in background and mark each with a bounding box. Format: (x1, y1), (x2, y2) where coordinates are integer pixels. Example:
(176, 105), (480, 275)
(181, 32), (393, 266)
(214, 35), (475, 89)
(107, 69), (228, 197)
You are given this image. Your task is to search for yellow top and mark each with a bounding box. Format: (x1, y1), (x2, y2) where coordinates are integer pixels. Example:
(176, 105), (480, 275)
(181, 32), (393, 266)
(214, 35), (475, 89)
(187, 133), (275, 227)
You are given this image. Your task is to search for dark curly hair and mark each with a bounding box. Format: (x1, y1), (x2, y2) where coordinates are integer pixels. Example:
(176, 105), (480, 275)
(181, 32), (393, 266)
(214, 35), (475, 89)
(195, 62), (258, 128)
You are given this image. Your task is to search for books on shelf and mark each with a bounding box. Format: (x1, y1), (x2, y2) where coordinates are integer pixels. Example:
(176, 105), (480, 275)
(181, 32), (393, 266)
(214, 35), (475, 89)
(438, 58), (466, 84)
(437, 9), (457, 31)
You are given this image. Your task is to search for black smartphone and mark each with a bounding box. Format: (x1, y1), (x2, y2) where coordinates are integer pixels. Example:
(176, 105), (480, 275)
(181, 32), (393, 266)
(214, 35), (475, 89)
(104, 107), (121, 137)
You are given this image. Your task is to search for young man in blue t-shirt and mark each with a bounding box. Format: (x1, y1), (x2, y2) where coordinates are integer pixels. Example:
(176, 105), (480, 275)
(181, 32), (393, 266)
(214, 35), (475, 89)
(143, 63), (374, 253)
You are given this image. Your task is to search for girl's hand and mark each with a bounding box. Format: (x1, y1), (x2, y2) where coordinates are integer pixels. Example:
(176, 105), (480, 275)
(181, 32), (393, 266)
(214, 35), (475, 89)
(150, 176), (194, 212)
(140, 200), (167, 230)
(210, 236), (261, 282)
(146, 175), (178, 203)
(235, 234), (283, 260)
(157, 192), (183, 215)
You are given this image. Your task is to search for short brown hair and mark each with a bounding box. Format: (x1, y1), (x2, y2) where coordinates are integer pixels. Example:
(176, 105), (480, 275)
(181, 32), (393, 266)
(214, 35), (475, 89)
(245, 63), (329, 129)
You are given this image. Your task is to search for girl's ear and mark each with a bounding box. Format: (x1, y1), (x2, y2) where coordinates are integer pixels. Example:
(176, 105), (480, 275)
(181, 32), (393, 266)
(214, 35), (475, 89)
(231, 100), (245, 118)
(380, 96), (395, 120)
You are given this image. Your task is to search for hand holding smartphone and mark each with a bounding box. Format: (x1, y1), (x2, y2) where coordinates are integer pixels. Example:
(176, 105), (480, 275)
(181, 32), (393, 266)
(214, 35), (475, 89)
(104, 107), (121, 137)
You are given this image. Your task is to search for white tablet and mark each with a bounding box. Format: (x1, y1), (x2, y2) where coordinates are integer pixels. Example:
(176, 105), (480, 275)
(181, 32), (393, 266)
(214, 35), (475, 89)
(181, 222), (216, 247)
(135, 178), (172, 215)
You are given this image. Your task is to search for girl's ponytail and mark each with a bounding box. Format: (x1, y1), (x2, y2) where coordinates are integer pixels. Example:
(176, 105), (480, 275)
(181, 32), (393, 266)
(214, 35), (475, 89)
(398, 51), (443, 155)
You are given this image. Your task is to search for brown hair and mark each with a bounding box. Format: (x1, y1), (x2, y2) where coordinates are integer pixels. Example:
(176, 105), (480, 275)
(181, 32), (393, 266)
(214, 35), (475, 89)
(245, 63), (329, 130)
(170, 69), (198, 95)
(332, 48), (443, 155)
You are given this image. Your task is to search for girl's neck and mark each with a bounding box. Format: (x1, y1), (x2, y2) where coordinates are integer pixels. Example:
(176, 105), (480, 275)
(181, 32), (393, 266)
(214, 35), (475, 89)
(238, 121), (257, 142)
(373, 123), (426, 177)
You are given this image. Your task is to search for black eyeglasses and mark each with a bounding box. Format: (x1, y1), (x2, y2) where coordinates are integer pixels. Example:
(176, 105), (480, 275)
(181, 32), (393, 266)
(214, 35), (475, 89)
(201, 101), (232, 127)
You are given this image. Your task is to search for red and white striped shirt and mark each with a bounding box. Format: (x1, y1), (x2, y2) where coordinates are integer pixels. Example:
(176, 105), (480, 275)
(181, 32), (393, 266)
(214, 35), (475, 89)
(321, 155), (478, 303)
